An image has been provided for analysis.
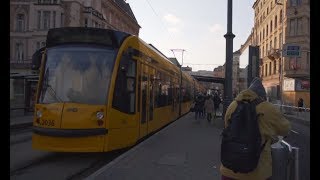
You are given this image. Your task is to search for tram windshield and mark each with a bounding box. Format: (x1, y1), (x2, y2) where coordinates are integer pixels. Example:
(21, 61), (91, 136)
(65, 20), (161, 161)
(39, 45), (116, 105)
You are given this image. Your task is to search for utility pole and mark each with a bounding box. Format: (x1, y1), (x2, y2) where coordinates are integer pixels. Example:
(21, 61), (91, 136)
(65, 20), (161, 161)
(223, 0), (235, 117)
(171, 49), (185, 116)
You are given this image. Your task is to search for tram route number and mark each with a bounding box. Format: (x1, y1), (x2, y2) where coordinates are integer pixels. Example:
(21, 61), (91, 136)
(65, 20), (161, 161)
(39, 119), (55, 126)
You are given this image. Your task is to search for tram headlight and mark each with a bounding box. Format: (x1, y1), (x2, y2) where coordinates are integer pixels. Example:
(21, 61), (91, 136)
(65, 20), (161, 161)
(96, 112), (104, 120)
(36, 110), (42, 118)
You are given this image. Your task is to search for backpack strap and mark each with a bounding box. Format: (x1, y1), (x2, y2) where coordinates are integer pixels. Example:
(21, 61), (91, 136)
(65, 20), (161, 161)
(252, 97), (268, 152)
(251, 98), (264, 106)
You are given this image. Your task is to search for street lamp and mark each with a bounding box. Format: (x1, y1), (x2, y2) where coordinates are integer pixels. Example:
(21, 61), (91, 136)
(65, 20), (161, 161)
(223, 0), (235, 117)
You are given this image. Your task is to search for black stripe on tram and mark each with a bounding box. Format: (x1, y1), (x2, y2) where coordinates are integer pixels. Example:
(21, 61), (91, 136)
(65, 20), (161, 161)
(33, 127), (108, 137)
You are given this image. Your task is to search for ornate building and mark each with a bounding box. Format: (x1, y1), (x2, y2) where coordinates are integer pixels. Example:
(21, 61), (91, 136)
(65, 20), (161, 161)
(250, 0), (309, 107)
(10, 0), (140, 113)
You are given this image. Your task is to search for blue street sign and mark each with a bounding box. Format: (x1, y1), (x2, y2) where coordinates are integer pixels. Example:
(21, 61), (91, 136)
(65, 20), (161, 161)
(283, 44), (301, 57)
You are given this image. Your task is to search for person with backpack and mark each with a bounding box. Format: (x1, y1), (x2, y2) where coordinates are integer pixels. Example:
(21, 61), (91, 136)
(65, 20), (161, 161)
(220, 77), (291, 180)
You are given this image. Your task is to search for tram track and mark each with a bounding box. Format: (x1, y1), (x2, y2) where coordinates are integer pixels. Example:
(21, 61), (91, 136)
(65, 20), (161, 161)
(10, 148), (129, 179)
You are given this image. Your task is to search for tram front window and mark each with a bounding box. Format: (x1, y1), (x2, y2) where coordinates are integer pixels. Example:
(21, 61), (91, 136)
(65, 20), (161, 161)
(39, 45), (116, 105)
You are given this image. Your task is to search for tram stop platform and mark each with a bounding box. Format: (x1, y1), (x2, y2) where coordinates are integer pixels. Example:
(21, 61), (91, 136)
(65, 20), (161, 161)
(86, 112), (225, 180)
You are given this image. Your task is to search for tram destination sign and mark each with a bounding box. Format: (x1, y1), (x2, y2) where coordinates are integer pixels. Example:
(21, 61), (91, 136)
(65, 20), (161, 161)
(283, 44), (301, 57)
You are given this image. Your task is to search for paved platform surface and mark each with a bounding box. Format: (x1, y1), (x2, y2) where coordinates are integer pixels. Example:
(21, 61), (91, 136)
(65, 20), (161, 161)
(86, 113), (225, 180)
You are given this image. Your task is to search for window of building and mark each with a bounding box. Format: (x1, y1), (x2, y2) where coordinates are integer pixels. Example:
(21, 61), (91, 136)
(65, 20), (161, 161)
(271, 1), (273, 8)
(269, 62), (272, 75)
(278, 59), (281, 73)
(37, 11), (41, 29)
(279, 32), (282, 47)
(262, 45), (264, 57)
(109, 12), (112, 24)
(266, 25), (269, 36)
(267, 7), (269, 14)
(307, 51), (310, 66)
(290, 0), (302, 6)
(16, 14), (25, 32)
(53, 11), (56, 28)
(289, 19), (296, 36)
(43, 11), (50, 29)
(36, 42), (40, 50)
(297, 17), (303, 35)
(270, 40), (272, 50)
(280, 10), (283, 23)
(61, 13), (64, 27)
(274, 36), (277, 48)
(275, 15), (278, 28)
(266, 43), (268, 54)
(263, 28), (265, 40)
(84, 18), (88, 27)
(270, 20), (273, 32)
(112, 52), (137, 114)
(260, 31), (262, 42)
(265, 64), (268, 76)
(273, 61), (276, 74)
(15, 42), (24, 61)
(307, 17), (310, 34)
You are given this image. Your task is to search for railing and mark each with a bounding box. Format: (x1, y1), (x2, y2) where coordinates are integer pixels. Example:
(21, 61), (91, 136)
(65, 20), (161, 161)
(272, 104), (310, 120)
(10, 59), (32, 69)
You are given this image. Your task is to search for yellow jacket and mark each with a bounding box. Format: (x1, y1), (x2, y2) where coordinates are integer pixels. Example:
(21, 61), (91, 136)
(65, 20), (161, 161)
(220, 89), (291, 180)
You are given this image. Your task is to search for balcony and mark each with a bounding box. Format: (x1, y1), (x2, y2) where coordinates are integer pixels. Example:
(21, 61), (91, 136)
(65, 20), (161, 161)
(267, 48), (281, 60)
(262, 73), (280, 82)
(10, 60), (32, 69)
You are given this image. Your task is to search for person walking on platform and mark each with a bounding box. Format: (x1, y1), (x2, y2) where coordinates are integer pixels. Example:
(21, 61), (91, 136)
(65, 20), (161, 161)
(194, 96), (202, 120)
(204, 95), (214, 123)
(213, 93), (221, 118)
(298, 97), (304, 112)
(220, 77), (291, 180)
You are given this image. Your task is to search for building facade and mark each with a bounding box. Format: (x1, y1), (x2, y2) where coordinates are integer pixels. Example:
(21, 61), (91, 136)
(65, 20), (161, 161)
(251, 0), (310, 107)
(212, 50), (241, 97)
(10, 0), (140, 112)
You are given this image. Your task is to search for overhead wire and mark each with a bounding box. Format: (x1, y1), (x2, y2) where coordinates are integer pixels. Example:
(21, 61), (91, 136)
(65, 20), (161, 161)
(144, 0), (176, 42)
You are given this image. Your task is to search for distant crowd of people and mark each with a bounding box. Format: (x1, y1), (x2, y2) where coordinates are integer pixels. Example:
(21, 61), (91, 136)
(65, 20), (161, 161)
(191, 92), (222, 124)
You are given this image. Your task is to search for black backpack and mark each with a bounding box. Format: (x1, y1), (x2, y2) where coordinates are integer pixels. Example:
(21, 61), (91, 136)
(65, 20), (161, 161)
(220, 98), (267, 173)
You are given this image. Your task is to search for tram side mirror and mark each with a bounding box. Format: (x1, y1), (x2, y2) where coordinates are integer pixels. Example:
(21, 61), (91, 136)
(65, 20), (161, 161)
(31, 47), (45, 70)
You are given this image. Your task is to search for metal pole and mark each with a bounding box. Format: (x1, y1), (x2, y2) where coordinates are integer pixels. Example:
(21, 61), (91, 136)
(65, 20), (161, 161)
(277, 1), (284, 111)
(223, 0), (235, 117)
(292, 147), (299, 180)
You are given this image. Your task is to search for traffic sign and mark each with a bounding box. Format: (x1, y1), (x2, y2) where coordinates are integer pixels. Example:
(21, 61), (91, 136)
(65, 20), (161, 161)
(283, 44), (301, 57)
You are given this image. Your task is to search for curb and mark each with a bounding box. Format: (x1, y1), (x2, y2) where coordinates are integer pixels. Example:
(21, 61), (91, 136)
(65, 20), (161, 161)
(10, 122), (33, 130)
(284, 115), (310, 127)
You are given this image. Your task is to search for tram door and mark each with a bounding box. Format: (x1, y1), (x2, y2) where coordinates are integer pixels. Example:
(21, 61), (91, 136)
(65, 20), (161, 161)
(139, 64), (148, 139)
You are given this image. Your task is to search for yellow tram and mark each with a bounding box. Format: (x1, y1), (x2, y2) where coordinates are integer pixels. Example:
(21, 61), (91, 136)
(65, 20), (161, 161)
(32, 27), (203, 152)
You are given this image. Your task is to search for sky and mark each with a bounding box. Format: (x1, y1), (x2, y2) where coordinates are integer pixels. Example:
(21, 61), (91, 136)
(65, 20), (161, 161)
(127, 0), (256, 71)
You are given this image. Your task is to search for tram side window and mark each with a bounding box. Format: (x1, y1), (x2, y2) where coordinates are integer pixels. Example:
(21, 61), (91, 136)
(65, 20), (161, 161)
(112, 53), (136, 114)
(155, 71), (172, 108)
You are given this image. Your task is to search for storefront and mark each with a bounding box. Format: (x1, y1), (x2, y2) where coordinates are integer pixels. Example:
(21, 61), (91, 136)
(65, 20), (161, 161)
(10, 74), (39, 113)
(283, 78), (310, 108)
